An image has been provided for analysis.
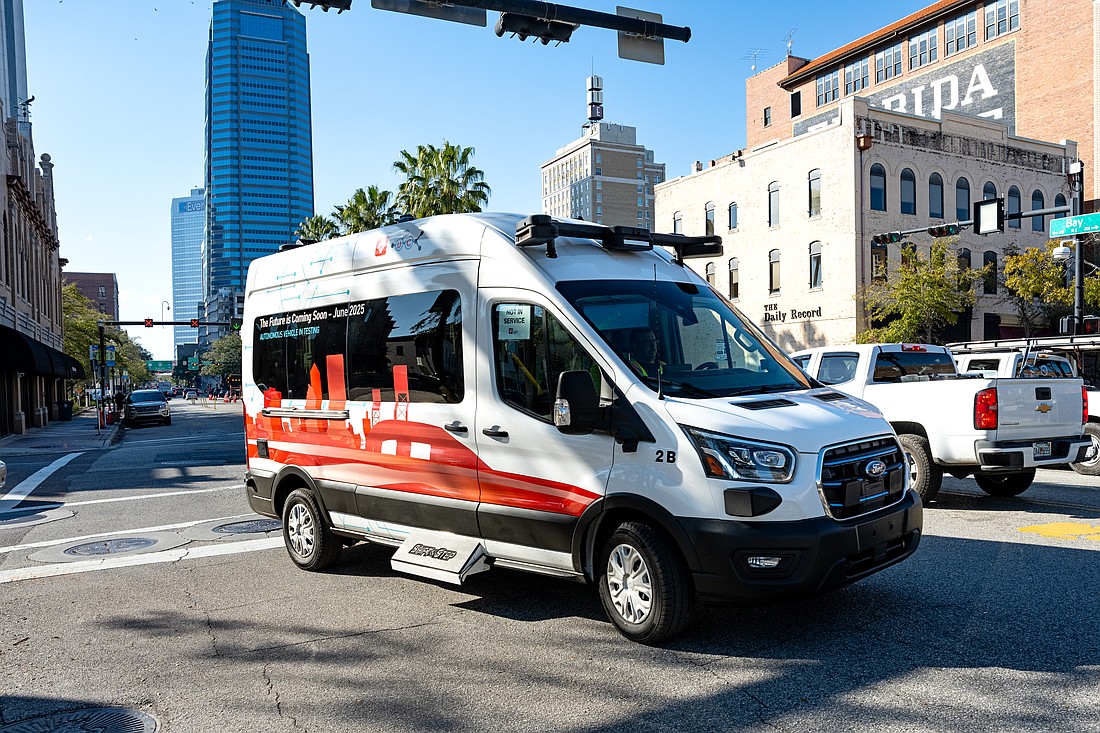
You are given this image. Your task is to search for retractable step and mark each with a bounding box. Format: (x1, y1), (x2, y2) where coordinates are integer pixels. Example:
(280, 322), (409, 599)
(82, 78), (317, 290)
(390, 530), (490, 585)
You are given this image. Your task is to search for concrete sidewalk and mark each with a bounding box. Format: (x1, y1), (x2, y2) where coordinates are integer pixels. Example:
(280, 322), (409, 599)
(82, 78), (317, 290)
(0, 409), (120, 456)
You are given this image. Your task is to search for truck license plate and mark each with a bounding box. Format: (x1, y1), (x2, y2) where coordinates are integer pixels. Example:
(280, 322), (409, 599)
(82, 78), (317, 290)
(1033, 441), (1052, 458)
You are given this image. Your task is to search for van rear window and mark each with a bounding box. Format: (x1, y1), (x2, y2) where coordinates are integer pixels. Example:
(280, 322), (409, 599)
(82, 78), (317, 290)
(872, 351), (956, 383)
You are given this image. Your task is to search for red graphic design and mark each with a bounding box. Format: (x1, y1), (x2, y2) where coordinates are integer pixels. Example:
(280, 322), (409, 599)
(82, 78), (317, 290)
(374, 237), (388, 256)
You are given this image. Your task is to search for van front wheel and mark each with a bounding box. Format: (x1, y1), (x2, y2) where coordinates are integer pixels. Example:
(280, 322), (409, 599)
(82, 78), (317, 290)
(282, 488), (342, 571)
(597, 522), (692, 645)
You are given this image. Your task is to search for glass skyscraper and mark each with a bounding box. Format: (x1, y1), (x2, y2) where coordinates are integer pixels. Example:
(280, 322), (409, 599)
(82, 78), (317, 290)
(203, 0), (313, 298)
(171, 188), (205, 357)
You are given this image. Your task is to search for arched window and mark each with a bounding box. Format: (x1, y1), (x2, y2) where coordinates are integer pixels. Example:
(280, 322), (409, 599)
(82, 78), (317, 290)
(728, 258), (740, 299)
(900, 168), (916, 215)
(768, 182), (780, 226)
(870, 164), (886, 211)
(1032, 190), (1046, 231)
(1007, 186), (1021, 229)
(808, 169), (822, 217)
(769, 249), (781, 294)
(673, 212), (682, 234)
(983, 251), (998, 294)
(1055, 193), (1067, 210)
(705, 262), (716, 285)
(956, 177), (971, 221)
(929, 173), (944, 219)
(809, 241), (823, 289)
(983, 181), (997, 200)
(957, 247), (972, 270)
(728, 202), (739, 230)
(705, 202), (715, 236)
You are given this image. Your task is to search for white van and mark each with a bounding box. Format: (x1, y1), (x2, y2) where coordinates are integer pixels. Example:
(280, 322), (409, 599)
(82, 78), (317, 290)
(242, 213), (922, 643)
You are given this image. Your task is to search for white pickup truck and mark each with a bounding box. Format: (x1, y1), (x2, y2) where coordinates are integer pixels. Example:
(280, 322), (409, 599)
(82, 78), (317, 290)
(951, 347), (1100, 476)
(790, 344), (1091, 501)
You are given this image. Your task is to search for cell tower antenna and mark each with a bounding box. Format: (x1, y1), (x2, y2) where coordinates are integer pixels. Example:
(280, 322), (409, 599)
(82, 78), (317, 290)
(784, 29), (798, 55)
(742, 49), (768, 72)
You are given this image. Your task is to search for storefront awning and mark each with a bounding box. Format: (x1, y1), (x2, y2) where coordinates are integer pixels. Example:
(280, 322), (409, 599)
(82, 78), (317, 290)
(0, 325), (83, 378)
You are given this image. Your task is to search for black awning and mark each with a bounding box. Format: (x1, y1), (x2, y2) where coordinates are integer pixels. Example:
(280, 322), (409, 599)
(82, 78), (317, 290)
(64, 352), (86, 379)
(46, 345), (69, 377)
(0, 324), (53, 375)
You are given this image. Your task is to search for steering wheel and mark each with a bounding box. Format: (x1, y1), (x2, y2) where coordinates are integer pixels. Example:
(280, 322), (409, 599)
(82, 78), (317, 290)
(695, 362), (719, 370)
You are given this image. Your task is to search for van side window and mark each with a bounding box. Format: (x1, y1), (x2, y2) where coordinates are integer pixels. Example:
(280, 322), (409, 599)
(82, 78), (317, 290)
(818, 353), (858, 384)
(492, 303), (599, 421)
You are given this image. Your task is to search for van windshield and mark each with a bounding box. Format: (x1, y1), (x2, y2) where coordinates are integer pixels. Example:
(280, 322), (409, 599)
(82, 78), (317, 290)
(556, 279), (811, 398)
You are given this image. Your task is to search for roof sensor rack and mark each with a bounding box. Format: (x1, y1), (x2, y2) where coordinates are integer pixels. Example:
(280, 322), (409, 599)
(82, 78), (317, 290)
(515, 214), (721, 263)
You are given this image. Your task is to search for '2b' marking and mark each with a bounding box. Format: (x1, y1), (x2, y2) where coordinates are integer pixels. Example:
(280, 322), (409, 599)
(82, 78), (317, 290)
(655, 450), (676, 463)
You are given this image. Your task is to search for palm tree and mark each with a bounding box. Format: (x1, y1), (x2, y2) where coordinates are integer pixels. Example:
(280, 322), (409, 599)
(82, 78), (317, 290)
(333, 186), (397, 233)
(295, 215), (339, 242)
(394, 141), (491, 219)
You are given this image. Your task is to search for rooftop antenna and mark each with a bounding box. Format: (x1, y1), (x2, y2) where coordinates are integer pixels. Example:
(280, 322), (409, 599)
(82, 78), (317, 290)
(784, 28), (797, 56)
(742, 49), (768, 72)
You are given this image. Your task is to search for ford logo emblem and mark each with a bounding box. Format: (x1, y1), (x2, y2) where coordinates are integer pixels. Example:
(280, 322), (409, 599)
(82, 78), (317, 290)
(864, 459), (887, 478)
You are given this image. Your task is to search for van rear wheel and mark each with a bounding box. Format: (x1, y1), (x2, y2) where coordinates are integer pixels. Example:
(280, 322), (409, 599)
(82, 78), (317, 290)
(974, 469), (1035, 497)
(597, 522), (692, 645)
(282, 488), (342, 571)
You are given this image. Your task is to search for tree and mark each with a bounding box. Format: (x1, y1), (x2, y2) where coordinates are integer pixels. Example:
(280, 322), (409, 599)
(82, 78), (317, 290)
(858, 238), (990, 344)
(394, 141), (491, 219)
(199, 332), (242, 382)
(62, 282), (103, 370)
(295, 214), (339, 242)
(333, 186), (397, 234)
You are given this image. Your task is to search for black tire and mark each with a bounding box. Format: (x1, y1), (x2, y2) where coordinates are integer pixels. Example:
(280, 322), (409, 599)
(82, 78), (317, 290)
(164, 417), (172, 426)
(597, 522), (692, 644)
(282, 488), (342, 571)
(974, 469), (1035, 497)
(1070, 423), (1100, 476)
(898, 433), (943, 504)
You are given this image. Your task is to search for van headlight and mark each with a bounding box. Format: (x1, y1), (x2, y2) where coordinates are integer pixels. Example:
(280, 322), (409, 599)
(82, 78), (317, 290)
(683, 427), (796, 483)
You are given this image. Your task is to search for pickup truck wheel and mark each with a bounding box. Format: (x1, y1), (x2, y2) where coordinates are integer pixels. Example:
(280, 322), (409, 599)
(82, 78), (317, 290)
(282, 488), (342, 571)
(974, 469), (1035, 497)
(898, 433), (942, 503)
(597, 522), (693, 645)
(1070, 423), (1100, 476)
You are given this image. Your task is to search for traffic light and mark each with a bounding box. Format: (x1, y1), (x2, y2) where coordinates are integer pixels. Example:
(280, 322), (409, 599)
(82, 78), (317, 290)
(144, 318), (154, 327)
(230, 317), (243, 332)
(1084, 316), (1100, 335)
(928, 223), (961, 237)
(189, 318), (200, 328)
(495, 12), (576, 44)
(1060, 316), (1074, 335)
(871, 232), (903, 245)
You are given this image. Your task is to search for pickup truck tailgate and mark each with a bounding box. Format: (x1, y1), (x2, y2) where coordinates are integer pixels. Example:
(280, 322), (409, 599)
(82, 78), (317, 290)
(993, 378), (1084, 441)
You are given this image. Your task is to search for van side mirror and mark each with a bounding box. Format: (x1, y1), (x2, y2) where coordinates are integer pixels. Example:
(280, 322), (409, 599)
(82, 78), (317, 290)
(554, 371), (600, 433)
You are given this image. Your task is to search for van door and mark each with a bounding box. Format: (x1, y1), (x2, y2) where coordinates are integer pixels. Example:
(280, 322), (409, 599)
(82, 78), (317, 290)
(475, 291), (616, 569)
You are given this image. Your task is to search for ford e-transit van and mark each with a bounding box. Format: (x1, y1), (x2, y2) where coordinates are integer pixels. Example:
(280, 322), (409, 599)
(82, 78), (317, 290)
(242, 213), (922, 643)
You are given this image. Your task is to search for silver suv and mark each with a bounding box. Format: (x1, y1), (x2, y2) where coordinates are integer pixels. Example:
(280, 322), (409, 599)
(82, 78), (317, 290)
(124, 389), (171, 427)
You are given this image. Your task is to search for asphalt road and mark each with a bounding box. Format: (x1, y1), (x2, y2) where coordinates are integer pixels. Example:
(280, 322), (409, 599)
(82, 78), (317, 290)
(1, 404), (1098, 732)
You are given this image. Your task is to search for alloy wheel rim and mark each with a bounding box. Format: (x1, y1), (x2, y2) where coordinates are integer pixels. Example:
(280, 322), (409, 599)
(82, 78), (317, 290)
(287, 503), (315, 559)
(606, 543), (653, 624)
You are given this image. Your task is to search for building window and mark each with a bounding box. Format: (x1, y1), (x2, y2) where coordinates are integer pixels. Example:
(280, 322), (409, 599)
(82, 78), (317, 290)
(728, 258), (740, 299)
(808, 169), (821, 217)
(844, 58), (869, 95)
(956, 177), (971, 221)
(728, 202), (739, 230)
(769, 249), (781, 294)
(875, 43), (903, 83)
(929, 173), (944, 219)
(985, 0), (1019, 39)
(1032, 190), (1046, 231)
(673, 212), (682, 234)
(705, 202), (715, 236)
(983, 181), (997, 200)
(98, 286), (106, 298)
(909, 28), (938, 69)
(1007, 185), (1021, 229)
(870, 164), (887, 211)
(872, 243), (888, 280)
(946, 10), (977, 55)
(900, 168), (916, 215)
(768, 182), (780, 227)
(816, 70), (839, 107)
(809, 241), (823, 289)
(1055, 193), (1068, 213)
(705, 262), (716, 286)
(983, 251), (998, 294)
(763, 107), (772, 127)
(958, 247), (972, 272)
(790, 91), (802, 118)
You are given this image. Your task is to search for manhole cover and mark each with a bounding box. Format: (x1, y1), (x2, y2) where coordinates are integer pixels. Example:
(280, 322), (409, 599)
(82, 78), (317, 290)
(0, 707), (158, 732)
(212, 518), (282, 535)
(64, 537), (159, 556)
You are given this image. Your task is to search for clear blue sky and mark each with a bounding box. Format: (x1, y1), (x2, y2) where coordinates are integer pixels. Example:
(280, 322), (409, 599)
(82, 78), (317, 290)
(24, 0), (931, 361)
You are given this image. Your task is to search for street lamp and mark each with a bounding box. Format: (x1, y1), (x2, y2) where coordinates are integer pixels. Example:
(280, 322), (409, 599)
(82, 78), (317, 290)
(161, 300), (171, 322)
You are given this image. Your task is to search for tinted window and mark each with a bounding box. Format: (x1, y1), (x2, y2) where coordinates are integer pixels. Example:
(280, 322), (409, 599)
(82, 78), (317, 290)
(129, 390), (165, 403)
(872, 351), (957, 383)
(819, 353), (858, 384)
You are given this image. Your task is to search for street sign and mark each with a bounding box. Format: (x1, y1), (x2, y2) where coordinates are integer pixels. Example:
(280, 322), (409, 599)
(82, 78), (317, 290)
(1050, 212), (1100, 238)
(146, 360), (173, 371)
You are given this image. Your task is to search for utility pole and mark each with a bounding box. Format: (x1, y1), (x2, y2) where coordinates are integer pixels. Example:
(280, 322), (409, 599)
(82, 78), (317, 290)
(97, 321), (107, 429)
(1071, 160), (1086, 334)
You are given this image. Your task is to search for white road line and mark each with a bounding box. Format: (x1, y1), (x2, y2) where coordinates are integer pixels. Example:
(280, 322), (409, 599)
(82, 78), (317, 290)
(0, 537), (284, 584)
(0, 453), (82, 512)
(123, 433), (244, 446)
(0, 484), (245, 517)
(0, 513), (260, 555)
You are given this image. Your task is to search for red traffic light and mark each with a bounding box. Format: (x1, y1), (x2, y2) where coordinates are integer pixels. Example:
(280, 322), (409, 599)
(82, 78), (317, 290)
(189, 318), (200, 328)
(144, 318), (154, 328)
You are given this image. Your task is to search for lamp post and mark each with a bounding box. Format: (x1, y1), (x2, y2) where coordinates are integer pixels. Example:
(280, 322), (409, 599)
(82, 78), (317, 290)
(1051, 162), (1087, 333)
(161, 300), (171, 322)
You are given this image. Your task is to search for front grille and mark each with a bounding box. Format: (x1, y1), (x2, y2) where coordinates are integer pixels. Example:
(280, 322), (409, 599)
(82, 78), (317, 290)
(135, 405), (160, 413)
(819, 436), (906, 520)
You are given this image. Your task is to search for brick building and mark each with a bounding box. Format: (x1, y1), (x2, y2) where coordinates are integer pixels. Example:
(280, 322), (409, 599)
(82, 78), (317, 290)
(65, 272), (119, 321)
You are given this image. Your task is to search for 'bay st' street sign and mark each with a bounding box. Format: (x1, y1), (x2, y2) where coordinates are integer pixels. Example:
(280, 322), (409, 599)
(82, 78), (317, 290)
(1050, 212), (1100, 238)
